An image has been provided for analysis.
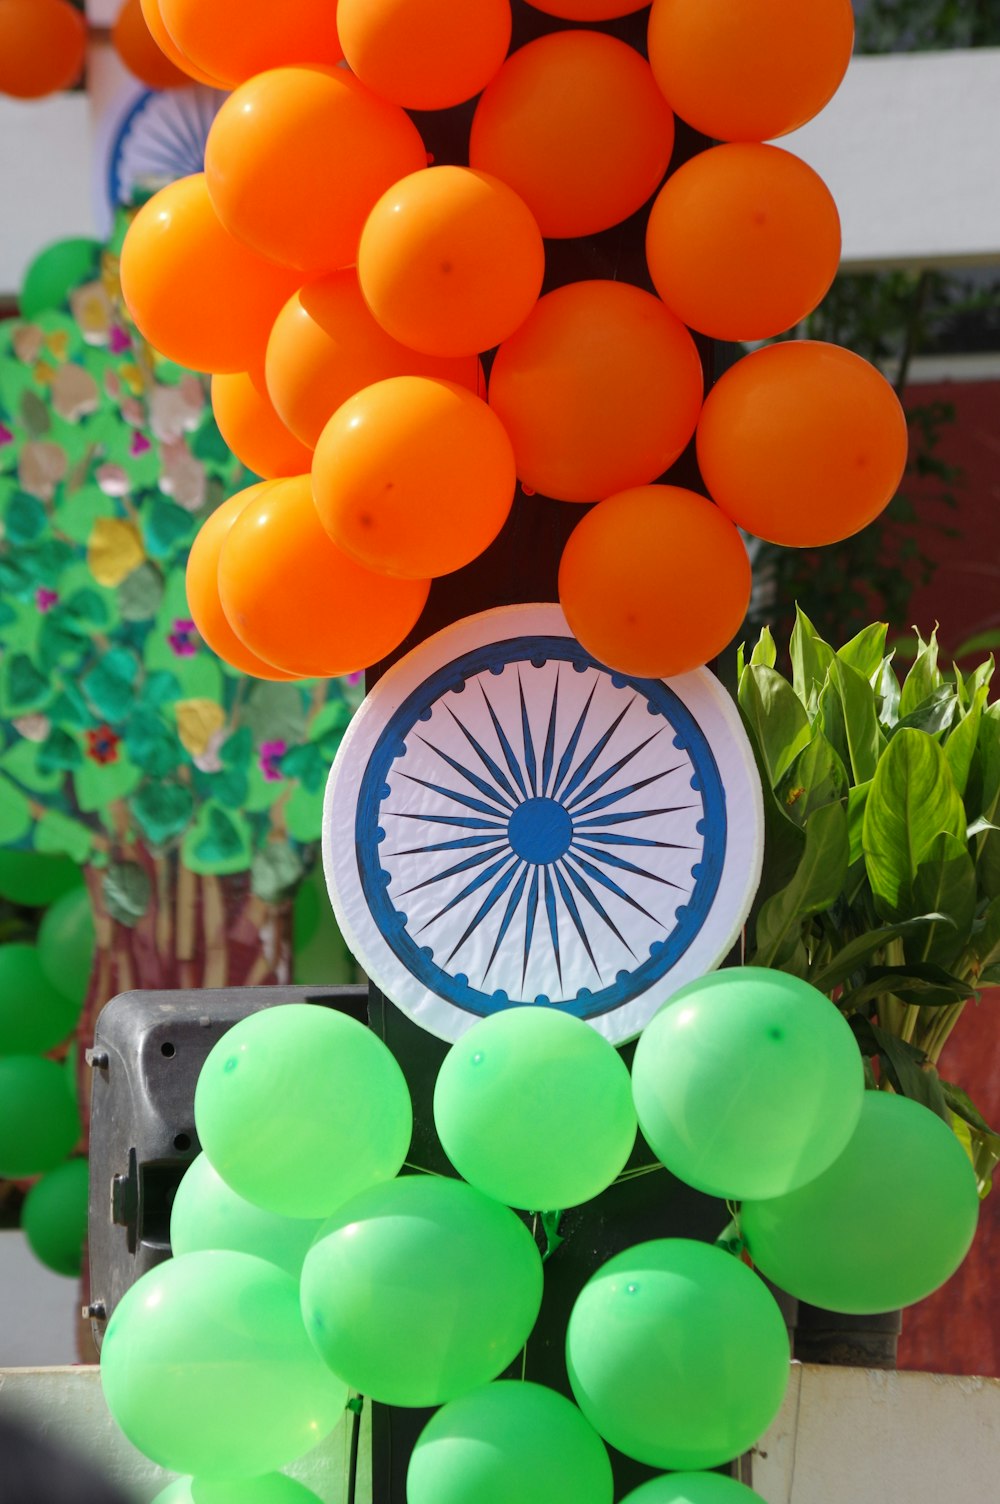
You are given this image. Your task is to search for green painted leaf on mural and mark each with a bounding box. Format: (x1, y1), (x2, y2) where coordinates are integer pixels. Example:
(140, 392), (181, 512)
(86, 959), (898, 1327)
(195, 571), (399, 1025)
(34, 809), (94, 863)
(103, 860), (151, 926)
(130, 780), (194, 847)
(182, 801), (252, 875)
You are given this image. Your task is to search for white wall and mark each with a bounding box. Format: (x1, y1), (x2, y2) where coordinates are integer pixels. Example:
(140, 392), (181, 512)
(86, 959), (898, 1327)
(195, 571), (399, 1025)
(0, 1231), (77, 1367)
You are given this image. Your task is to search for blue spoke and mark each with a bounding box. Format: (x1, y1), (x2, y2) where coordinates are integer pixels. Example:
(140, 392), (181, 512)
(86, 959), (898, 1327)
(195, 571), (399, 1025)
(444, 858), (523, 965)
(384, 833), (508, 857)
(522, 867), (540, 986)
(543, 866), (562, 988)
(415, 852), (519, 934)
(388, 810), (507, 831)
(541, 672), (560, 795)
(444, 703), (521, 805)
(518, 672), (538, 795)
(572, 770), (693, 821)
(577, 831), (695, 851)
(574, 806), (692, 829)
(565, 736), (675, 811)
(557, 856), (637, 959)
(551, 683), (598, 799)
(557, 699), (636, 805)
(397, 842), (508, 897)
(397, 771), (511, 820)
(552, 864), (601, 979)
(479, 682), (530, 801)
(483, 863), (531, 979)
(416, 736), (514, 811)
(564, 852), (664, 927)
(572, 841), (689, 893)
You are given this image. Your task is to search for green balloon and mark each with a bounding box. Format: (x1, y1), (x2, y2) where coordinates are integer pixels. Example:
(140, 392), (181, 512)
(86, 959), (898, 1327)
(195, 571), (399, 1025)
(100, 1251), (348, 1479)
(0, 943), (80, 1054)
(620, 1475), (765, 1504)
(433, 1007), (636, 1210)
(292, 867), (355, 985)
(408, 1381), (613, 1504)
(566, 1239), (789, 1471)
(300, 1175), (543, 1407)
(194, 1004), (412, 1218)
(20, 237), (103, 318)
(0, 1055), (81, 1178)
(0, 850), (83, 907)
(741, 1091), (979, 1314)
(170, 1153), (323, 1277)
(21, 1158), (89, 1277)
(631, 968), (864, 1200)
(37, 887), (96, 1008)
(151, 1474), (324, 1504)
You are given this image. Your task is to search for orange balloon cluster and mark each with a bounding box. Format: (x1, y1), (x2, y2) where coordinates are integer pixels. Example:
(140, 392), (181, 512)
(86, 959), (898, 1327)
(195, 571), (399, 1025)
(118, 0), (903, 685)
(0, 0), (85, 99)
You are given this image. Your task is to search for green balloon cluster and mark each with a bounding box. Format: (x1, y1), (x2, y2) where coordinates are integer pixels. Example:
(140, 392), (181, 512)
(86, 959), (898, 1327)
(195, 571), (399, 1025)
(20, 237), (102, 319)
(433, 1006), (636, 1210)
(0, 1055), (81, 1178)
(632, 967), (864, 1200)
(100, 1251), (348, 1479)
(171, 1153), (323, 1278)
(0, 943), (80, 1055)
(21, 1157), (89, 1277)
(0, 850), (82, 907)
(741, 1092), (979, 1314)
(292, 864), (357, 986)
(566, 1238), (789, 1471)
(620, 1475), (766, 1504)
(408, 1381), (613, 1504)
(37, 886), (96, 1011)
(300, 1174), (543, 1407)
(152, 1474), (325, 1504)
(194, 1003), (412, 1218)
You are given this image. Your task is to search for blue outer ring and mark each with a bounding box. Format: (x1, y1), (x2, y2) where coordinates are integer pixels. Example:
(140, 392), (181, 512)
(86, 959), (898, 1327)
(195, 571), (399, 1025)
(355, 635), (727, 1021)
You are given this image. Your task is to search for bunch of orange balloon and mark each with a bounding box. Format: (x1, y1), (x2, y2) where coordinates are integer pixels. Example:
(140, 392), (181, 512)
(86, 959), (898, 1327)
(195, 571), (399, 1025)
(119, 0), (909, 685)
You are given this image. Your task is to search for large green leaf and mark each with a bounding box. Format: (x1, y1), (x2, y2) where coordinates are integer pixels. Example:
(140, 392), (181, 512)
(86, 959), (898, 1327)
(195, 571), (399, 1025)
(863, 729), (966, 919)
(737, 706), (805, 923)
(809, 914), (952, 993)
(749, 627), (776, 669)
(789, 606), (834, 717)
(818, 657), (883, 785)
(848, 1016), (948, 1119)
(776, 728), (848, 831)
(889, 685), (958, 740)
(876, 656), (901, 729)
(847, 780), (871, 866)
(899, 627), (943, 717)
(753, 800), (849, 969)
(946, 683), (987, 799)
(841, 961), (974, 1011)
(970, 894), (1000, 971)
(837, 621), (887, 682)
(942, 1079), (1000, 1198)
(738, 664), (811, 790)
(909, 832), (977, 967)
(976, 709), (1000, 897)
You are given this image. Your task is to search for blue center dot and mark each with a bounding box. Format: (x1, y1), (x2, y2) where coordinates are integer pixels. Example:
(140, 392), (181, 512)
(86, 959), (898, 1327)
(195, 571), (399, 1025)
(507, 797), (573, 865)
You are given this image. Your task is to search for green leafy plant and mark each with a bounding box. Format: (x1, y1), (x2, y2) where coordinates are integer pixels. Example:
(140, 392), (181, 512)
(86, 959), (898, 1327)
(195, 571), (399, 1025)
(738, 610), (1000, 1195)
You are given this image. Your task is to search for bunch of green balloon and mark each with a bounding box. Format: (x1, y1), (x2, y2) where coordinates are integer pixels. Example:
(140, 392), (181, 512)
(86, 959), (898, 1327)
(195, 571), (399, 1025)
(20, 1156), (89, 1276)
(566, 1238), (789, 1471)
(194, 1003), (412, 1218)
(152, 1475), (325, 1504)
(300, 1174), (543, 1407)
(0, 850), (82, 907)
(433, 1006), (637, 1210)
(631, 967), (864, 1200)
(741, 1092), (979, 1314)
(620, 1476), (766, 1504)
(37, 886), (96, 1012)
(100, 1251), (349, 1479)
(0, 1055), (81, 1178)
(0, 943), (80, 1055)
(170, 1153), (323, 1278)
(407, 1381), (614, 1504)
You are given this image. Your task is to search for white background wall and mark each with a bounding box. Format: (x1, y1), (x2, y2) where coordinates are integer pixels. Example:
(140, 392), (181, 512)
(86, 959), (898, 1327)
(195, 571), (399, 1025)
(0, 1231), (77, 1366)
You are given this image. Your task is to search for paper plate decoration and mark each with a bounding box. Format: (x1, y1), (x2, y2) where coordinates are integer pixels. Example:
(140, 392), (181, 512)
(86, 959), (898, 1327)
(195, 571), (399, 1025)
(323, 605), (762, 1042)
(106, 85), (226, 216)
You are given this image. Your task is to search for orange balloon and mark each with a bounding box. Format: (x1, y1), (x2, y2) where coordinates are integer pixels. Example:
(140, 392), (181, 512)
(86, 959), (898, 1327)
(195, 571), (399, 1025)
(218, 475), (430, 676)
(185, 486), (300, 680)
(112, 0), (190, 89)
(469, 30), (674, 239)
(338, 0), (511, 110)
(526, 1), (644, 15)
(205, 67), (427, 274)
(138, 0), (228, 88)
(120, 176), (301, 375)
(647, 0), (854, 143)
(645, 144), (841, 342)
(696, 342), (909, 548)
(211, 372), (315, 479)
(160, 0), (343, 89)
(488, 280), (703, 504)
(358, 168), (543, 358)
(559, 485), (751, 679)
(312, 376), (515, 578)
(266, 271), (483, 449)
(0, 0), (85, 98)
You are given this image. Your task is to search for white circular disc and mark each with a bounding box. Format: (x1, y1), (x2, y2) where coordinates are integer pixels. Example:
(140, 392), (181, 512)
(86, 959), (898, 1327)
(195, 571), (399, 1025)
(323, 605), (763, 1044)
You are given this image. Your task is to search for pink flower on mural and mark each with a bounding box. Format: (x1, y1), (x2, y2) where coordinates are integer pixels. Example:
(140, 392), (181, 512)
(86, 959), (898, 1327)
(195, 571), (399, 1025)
(168, 618), (199, 657)
(35, 587), (59, 612)
(130, 431), (152, 457)
(109, 326), (132, 355)
(259, 740), (287, 782)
